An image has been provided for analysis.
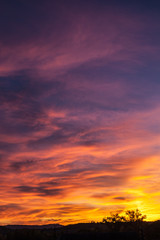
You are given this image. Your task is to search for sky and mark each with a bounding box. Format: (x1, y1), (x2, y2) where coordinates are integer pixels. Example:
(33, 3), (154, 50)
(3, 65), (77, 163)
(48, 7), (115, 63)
(0, 0), (160, 225)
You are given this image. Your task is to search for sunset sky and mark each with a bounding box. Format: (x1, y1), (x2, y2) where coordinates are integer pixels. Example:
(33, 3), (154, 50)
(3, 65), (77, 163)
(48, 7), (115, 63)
(0, 0), (160, 225)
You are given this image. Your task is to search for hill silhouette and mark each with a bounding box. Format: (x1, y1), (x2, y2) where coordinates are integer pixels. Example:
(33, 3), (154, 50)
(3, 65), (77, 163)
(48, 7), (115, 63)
(0, 221), (159, 240)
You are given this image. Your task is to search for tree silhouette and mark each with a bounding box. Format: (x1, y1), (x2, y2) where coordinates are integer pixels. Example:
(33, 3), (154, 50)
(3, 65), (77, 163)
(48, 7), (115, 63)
(102, 209), (146, 223)
(102, 212), (126, 223)
(125, 209), (146, 222)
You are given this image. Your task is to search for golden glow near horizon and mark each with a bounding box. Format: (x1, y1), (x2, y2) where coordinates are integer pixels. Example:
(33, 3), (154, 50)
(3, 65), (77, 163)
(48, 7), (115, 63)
(0, 133), (159, 225)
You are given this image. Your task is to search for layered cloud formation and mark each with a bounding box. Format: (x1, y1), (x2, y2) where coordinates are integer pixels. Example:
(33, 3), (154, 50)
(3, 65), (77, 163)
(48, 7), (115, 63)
(0, 0), (160, 225)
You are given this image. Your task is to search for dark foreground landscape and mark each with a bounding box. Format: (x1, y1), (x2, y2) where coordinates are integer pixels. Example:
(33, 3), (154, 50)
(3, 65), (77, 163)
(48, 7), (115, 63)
(0, 221), (160, 240)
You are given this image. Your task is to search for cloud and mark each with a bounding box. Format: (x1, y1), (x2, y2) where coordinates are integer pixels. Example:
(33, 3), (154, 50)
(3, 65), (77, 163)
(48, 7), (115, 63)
(113, 197), (127, 201)
(15, 185), (64, 197)
(0, 203), (23, 213)
(10, 160), (36, 172)
(0, 0), (159, 78)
